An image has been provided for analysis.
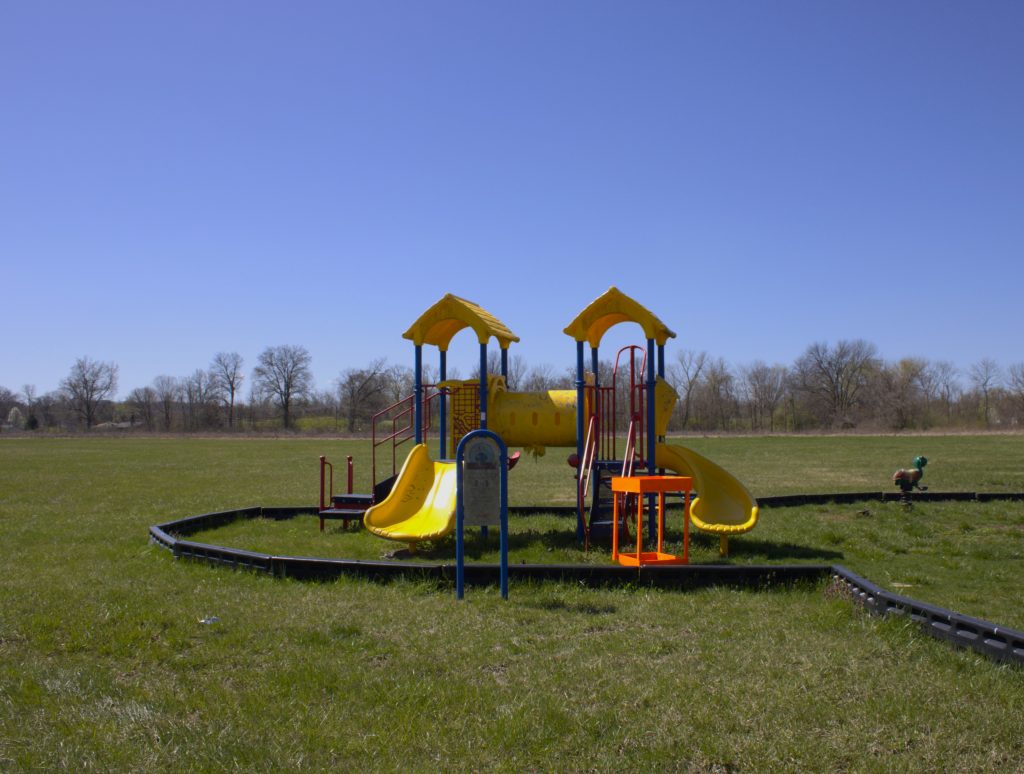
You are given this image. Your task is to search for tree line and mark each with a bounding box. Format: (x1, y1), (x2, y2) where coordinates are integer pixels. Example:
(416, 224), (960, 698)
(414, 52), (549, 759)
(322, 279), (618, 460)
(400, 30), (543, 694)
(3, 340), (1024, 434)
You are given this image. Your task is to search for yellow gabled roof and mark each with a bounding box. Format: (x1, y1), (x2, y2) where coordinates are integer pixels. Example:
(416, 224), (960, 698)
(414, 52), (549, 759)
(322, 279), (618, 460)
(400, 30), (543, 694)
(402, 293), (520, 351)
(563, 286), (676, 347)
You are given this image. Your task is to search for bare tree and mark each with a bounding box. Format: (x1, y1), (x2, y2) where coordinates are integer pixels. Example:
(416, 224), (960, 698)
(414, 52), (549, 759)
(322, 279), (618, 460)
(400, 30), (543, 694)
(60, 357), (118, 429)
(20, 384), (38, 430)
(0, 386), (17, 428)
(969, 358), (1002, 428)
(152, 375), (181, 431)
(929, 360), (961, 424)
(253, 345), (313, 429)
(872, 358), (928, 430)
(336, 357), (389, 432)
(503, 353), (528, 391)
(183, 369), (219, 430)
(793, 340), (879, 428)
(210, 352), (244, 429)
(382, 364), (415, 405)
(697, 357), (737, 431)
(472, 351), (528, 391)
(1008, 363), (1024, 421)
(246, 380), (273, 429)
(127, 386), (157, 430)
(522, 363), (564, 392)
(742, 361), (788, 432)
(668, 350), (707, 430)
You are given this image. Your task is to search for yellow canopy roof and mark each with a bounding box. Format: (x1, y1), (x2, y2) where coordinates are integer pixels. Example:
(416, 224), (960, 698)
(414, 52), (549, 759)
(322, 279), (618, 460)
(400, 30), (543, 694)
(402, 294), (520, 351)
(563, 286), (676, 347)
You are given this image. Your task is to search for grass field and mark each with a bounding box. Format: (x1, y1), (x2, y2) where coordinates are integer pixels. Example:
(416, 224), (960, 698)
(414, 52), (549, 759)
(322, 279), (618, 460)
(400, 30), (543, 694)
(2, 435), (1023, 770)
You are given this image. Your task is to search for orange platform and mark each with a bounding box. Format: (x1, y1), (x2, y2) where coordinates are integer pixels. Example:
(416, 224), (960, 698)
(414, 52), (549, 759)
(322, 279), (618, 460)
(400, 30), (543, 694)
(611, 475), (693, 567)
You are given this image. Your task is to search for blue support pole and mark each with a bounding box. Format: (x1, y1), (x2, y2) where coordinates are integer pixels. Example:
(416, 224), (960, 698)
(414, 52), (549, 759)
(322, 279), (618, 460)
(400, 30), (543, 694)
(414, 345), (423, 445)
(501, 347), (508, 383)
(479, 342), (490, 538)
(646, 338), (657, 540)
(575, 340), (586, 542)
(591, 347), (600, 390)
(439, 350), (447, 459)
(479, 342), (488, 430)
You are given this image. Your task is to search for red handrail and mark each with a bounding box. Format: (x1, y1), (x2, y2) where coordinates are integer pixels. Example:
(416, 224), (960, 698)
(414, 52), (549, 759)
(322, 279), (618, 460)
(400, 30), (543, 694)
(319, 455), (333, 512)
(319, 454), (357, 531)
(371, 389), (439, 490)
(318, 455), (333, 532)
(622, 418), (639, 478)
(612, 345), (646, 464)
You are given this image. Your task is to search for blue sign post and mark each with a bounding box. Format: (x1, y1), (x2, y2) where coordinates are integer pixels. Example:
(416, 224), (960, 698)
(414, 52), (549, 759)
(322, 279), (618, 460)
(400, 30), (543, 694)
(455, 429), (509, 600)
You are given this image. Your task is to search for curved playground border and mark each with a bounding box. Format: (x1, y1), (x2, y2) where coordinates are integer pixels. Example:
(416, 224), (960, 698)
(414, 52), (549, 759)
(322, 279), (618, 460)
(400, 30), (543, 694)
(149, 491), (1024, 667)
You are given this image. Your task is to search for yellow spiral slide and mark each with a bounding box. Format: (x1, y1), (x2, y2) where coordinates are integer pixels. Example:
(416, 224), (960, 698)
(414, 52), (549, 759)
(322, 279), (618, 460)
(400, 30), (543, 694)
(654, 442), (759, 556)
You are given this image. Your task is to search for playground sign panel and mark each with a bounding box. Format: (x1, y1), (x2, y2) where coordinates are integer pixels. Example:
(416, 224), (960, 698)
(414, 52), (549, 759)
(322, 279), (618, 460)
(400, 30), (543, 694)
(456, 429), (509, 600)
(462, 435), (502, 526)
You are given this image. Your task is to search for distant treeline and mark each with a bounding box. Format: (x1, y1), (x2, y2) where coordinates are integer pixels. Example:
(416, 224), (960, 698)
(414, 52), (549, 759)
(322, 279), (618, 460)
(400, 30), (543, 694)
(4, 341), (1024, 434)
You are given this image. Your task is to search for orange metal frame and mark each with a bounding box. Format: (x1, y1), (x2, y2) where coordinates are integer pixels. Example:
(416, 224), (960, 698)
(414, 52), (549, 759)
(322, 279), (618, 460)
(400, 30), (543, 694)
(611, 475), (693, 567)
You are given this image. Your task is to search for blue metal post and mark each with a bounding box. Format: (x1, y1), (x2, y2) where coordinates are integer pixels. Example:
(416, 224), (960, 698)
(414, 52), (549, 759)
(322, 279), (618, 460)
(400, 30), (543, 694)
(499, 442), (509, 599)
(501, 347), (508, 382)
(478, 342), (489, 539)
(439, 350), (447, 459)
(414, 344), (423, 445)
(574, 340), (585, 542)
(479, 342), (488, 430)
(646, 338), (657, 540)
(456, 454), (464, 599)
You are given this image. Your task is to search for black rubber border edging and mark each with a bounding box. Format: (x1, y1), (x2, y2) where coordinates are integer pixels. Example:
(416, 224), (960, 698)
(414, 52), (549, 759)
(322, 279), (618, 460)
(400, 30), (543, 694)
(150, 506), (830, 589)
(149, 493), (1024, 666)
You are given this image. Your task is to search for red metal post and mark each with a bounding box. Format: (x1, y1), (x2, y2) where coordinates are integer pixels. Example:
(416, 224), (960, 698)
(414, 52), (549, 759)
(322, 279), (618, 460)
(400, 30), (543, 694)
(319, 455), (333, 532)
(319, 456), (326, 512)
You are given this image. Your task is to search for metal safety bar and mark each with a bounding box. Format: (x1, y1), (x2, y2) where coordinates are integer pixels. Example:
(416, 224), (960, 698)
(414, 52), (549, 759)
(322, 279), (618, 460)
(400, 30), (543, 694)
(371, 389), (439, 490)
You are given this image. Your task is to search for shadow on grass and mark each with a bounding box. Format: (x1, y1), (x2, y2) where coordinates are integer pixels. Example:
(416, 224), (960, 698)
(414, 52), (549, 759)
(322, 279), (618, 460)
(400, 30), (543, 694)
(446, 528), (583, 559)
(703, 534), (845, 562)
(378, 526), (842, 566)
(522, 598), (618, 615)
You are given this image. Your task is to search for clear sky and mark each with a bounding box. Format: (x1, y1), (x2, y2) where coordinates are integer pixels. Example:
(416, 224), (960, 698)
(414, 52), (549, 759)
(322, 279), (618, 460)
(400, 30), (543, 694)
(2, 2), (1022, 398)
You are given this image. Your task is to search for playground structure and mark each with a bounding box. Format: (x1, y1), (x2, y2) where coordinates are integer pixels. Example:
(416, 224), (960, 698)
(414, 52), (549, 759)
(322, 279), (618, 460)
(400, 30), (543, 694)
(318, 287), (759, 557)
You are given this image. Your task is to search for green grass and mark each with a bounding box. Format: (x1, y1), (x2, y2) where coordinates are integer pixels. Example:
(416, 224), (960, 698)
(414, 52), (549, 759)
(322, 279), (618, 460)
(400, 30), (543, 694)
(2, 436), (1024, 770)
(195, 499), (1024, 631)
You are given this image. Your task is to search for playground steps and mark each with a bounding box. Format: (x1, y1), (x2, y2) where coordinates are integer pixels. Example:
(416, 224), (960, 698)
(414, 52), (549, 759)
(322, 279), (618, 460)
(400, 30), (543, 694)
(588, 462), (631, 543)
(318, 476), (400, 532)
(318, 506), (369, 520)
(321, 493), (374, 520)
(331, 493), (373, 509)
(319, 493), (373, 530)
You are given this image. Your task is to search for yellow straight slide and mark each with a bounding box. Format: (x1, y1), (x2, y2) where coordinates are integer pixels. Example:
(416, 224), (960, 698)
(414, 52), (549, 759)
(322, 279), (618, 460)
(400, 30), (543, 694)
(363, 444), (457, 543)
(655, 443), (759, 547)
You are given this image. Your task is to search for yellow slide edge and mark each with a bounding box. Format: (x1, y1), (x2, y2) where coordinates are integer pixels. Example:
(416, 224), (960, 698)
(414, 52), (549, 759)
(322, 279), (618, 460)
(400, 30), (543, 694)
(363, 444), (458, 543)
(655, 442), (759, 536)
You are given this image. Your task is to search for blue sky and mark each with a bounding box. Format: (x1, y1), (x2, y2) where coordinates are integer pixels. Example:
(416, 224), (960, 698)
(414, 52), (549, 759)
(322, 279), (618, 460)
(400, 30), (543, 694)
(2, 2), (1022, 398)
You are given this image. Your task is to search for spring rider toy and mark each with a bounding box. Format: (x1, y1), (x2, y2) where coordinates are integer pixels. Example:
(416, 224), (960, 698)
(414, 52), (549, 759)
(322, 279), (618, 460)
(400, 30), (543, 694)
(893, 456), (928, 508)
